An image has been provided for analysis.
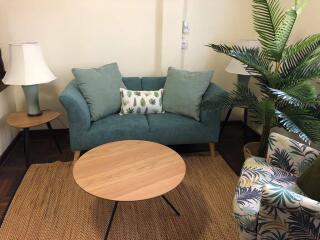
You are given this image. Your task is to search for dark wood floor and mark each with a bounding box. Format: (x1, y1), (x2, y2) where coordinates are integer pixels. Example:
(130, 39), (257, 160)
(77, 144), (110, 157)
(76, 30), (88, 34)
(0, 122), (259, 224)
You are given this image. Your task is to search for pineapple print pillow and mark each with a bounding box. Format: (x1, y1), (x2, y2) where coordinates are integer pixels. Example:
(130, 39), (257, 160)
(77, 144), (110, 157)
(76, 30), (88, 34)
(120, 88), (164, 115)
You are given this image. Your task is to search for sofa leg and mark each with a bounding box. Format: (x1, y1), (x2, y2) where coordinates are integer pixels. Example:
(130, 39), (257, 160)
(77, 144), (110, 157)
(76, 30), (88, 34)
(209, 143), (216, 159)
(73, 151), (81, 163)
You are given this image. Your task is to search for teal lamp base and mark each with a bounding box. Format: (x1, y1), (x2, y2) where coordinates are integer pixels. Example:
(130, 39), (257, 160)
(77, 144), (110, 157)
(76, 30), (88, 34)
(22, 85), (42, 117)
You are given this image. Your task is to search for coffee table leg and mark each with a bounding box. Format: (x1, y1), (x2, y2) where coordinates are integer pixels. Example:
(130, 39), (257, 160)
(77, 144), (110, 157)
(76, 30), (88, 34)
(105, 201), (119, 240)
(161, 196), (180, 216)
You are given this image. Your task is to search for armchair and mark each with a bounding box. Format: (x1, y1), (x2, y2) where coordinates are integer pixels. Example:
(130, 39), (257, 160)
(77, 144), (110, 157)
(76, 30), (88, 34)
(233, 132), (320, 240)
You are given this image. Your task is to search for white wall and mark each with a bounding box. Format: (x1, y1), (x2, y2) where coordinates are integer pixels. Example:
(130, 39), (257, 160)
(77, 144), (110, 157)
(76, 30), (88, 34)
(183, 0), (254, 120)
(0, 0), (255, 126)
(0, 0), (164, 127)
(0, 87), (18, 155)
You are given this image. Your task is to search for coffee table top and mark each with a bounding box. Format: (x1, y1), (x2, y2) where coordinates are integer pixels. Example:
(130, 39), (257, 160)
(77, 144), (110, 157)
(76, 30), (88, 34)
(73, 140), (186, 202)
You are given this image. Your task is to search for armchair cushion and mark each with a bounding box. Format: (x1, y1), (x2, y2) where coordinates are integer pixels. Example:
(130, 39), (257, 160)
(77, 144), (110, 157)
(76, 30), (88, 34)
(258, 183), (320, 240)
(234, 157), (297, 240)
(266, 133), (320, 177)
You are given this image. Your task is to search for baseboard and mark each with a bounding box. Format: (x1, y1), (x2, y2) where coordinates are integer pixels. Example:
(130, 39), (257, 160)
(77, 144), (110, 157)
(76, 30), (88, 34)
(0, 132), (21, 167)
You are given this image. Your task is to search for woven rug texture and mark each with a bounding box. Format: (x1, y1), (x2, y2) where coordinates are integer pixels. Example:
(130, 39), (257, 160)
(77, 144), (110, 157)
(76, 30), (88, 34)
(0, 153), (239, 240)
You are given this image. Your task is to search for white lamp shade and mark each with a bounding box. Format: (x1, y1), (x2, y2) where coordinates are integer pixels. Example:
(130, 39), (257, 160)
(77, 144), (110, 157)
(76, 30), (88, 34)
(2, 42), (56, 86)
(225, 40), (260, 76)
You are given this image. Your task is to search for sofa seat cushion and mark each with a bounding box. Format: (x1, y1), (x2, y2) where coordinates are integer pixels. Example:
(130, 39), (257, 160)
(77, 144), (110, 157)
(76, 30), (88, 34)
(82, 114), (150, 150)
(146, 113), (214, 145)
(233, 157), (298, 240)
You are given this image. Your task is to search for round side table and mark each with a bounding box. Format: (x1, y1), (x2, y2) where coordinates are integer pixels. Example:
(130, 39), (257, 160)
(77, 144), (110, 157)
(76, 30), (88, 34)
(6, 110), (62, 168)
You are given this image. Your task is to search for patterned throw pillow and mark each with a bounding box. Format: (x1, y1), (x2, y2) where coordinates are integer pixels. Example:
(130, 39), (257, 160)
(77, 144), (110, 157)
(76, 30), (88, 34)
(120, 88), (164, 115)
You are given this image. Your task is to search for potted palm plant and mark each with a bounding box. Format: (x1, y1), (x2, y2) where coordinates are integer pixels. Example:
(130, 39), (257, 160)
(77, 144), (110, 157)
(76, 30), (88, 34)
(204, 0), (320, 157)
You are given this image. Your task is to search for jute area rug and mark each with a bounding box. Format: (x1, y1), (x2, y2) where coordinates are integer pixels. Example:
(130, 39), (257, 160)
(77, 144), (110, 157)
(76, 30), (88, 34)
(0, 153), (239, 240)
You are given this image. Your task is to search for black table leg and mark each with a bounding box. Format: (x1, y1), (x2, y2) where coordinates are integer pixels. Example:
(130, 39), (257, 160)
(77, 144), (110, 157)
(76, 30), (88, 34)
(219, 108), (233, 139)
(161, 195), (180, 216)
(23, 128), (30, 168)
(46, 122), (62, 154)
(105, 201), (119, 240)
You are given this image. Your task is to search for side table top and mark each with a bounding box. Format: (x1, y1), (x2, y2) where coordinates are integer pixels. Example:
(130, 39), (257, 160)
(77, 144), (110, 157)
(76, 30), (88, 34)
(6, 111), (60, 129)
(73, 140), (186, 202)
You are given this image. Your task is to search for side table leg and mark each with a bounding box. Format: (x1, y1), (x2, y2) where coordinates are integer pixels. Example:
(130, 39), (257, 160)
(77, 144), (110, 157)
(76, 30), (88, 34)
(46, 122), (62, 154)
(23, 128), (30, 168)
(219, 108), (233, 139)
(105, 201), (119, 240)
(161, 196), (180, 216)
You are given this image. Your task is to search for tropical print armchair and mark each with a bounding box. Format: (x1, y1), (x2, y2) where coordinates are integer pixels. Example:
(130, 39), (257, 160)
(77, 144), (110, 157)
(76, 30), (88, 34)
(233, 132), (320, 240)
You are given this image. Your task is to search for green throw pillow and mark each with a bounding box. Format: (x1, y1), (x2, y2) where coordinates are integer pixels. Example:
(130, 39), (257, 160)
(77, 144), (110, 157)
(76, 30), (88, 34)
(73, 63), (122, 121)
(297, 157), (320, 202)
(163, 67), (213, 120)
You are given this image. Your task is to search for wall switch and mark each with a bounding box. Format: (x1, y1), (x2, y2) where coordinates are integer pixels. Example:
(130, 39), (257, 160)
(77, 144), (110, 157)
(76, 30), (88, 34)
(181, 40), (188, 50)
(182, 20), (189, 34)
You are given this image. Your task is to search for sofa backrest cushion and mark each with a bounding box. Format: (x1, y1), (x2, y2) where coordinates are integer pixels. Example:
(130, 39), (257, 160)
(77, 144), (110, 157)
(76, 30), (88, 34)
(122, 77), (166, 91)
(141, 77), (166, 90)
(122, 77), (142, 91)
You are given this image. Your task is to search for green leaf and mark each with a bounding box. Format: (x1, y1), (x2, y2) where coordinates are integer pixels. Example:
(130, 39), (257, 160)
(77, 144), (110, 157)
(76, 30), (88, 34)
(281, 82), (317, 103)
(207, 44), (274, 84)
(281, 33), (320, 77)
(140, 98), (146, 107)
(275, 109), (320, 144)
(149, 98), (156, 105)
(127, 90), (132, 98)
(268, 84), (317, 109)
(252, 0), (285, 59)
(271, 9), (297, 61)
(269, 87), (304, 107)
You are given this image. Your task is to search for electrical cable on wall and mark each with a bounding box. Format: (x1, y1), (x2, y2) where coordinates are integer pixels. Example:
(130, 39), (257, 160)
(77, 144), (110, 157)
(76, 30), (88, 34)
(180, 0), (189, 69)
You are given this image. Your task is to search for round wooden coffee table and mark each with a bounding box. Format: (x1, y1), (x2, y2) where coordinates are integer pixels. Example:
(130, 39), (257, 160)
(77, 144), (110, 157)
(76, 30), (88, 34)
(73, 140), (186, 239)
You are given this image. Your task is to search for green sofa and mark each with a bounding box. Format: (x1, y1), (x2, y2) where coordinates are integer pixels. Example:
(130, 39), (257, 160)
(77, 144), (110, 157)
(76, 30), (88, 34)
(59, 77), (224, 157)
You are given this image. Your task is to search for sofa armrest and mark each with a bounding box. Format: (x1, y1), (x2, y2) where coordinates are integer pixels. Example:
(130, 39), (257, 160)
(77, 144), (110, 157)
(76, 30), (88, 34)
(200, 83), (226, 134)
(59, 80), (91, 131)
(257, 183), (320, 239)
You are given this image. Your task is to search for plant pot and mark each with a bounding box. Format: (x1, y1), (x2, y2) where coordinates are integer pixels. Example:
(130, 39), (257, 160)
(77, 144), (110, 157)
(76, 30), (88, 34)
(243, 142), (260, 159)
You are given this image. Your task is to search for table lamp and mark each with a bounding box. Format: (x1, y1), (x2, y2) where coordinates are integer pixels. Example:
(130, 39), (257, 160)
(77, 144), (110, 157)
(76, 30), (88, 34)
(225, 40), (260, 86)
(2, 42), (56, 116)
(0, 49), (5, 79)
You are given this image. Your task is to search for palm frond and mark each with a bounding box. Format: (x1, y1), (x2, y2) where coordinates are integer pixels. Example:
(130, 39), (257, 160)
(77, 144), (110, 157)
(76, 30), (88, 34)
(207, 44), (273, 83)
(271, 9), (297, 61)
(279, 82), (318, 103)
(229, 84), (259, 109)
(252, 0), (285, 58)
(281, 34), (320, 77)
(268, 85), (317, 109)
(284, 59), (320, 85)
(275, 109), (320, 144)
